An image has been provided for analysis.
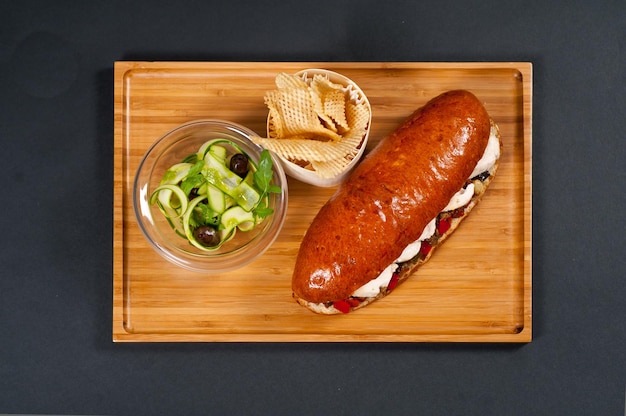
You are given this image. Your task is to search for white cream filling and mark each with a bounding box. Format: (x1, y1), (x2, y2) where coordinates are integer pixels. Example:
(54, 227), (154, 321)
(470, 125), (501, 179)
(395, 217), (437, 263)
(442, 183), (475, 212)
(350, 127), (500, 300)
(351, 217), (438, 298)
(352, 263), (399, 298)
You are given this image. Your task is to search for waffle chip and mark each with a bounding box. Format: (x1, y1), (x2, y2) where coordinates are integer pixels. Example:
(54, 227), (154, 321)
(324, 89), (350, 132)
(310, 75), (350, 132)
(251, 134), (363, 163)
(263, 71), (370, 178)
(345, 100), (370, 137)
(311, 157), (353, 179)
(275, 71), (309, 90)
(264, 88), (341, 141)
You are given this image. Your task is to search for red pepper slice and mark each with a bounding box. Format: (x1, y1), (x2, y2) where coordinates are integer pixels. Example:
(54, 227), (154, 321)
(333, 297), (361, 313)
(347, 298), (361, 308)
(420, 241), (432, 256)
(387, 272), (399, 292)
(333, 300), (351, 314)
(437, 217), (451, 235)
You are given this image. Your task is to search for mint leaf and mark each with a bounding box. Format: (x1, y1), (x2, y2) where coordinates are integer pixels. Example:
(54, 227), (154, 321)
(188, 159), (204, 177)
(254, 206), (274, 219)
(267, 184), (281, 194)
(192, 202), (220, 227)
(252, 150), (281, 219)
(180, 173), (205, 196)
(253, 150), (274, 191)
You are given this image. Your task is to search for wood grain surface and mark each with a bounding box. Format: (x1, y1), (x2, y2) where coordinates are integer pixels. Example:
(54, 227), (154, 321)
(113, 62), (532, 342)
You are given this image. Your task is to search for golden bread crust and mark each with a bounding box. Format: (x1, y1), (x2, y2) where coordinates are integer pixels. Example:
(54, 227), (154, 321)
(292, 90), (493, 306)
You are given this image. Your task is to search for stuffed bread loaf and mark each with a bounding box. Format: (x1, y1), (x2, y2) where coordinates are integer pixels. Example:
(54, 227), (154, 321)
(291, 89), (502, 314)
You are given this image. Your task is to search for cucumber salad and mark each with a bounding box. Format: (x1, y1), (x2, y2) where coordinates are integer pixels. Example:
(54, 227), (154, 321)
(150, 139), (281, 251)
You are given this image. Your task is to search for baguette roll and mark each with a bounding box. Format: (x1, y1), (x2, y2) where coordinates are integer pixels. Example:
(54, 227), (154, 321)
(292, 90), (502, 314)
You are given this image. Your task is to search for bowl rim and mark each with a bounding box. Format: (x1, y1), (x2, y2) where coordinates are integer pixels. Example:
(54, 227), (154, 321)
(133, 119), (288, 273)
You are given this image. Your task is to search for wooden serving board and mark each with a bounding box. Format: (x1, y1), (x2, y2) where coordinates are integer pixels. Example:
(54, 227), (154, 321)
(113, 62), (532, 342)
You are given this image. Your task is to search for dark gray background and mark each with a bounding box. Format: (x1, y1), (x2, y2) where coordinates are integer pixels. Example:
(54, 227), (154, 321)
(1, 0), (624, 415)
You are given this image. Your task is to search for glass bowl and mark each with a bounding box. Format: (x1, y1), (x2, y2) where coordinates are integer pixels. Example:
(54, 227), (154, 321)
(133, 119), (288, 273)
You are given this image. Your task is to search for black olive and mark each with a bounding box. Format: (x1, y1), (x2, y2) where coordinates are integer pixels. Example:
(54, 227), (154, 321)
(471, 171), (491, 182)
(193, 225), (220, 247)
(229, 153), (249, 178)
